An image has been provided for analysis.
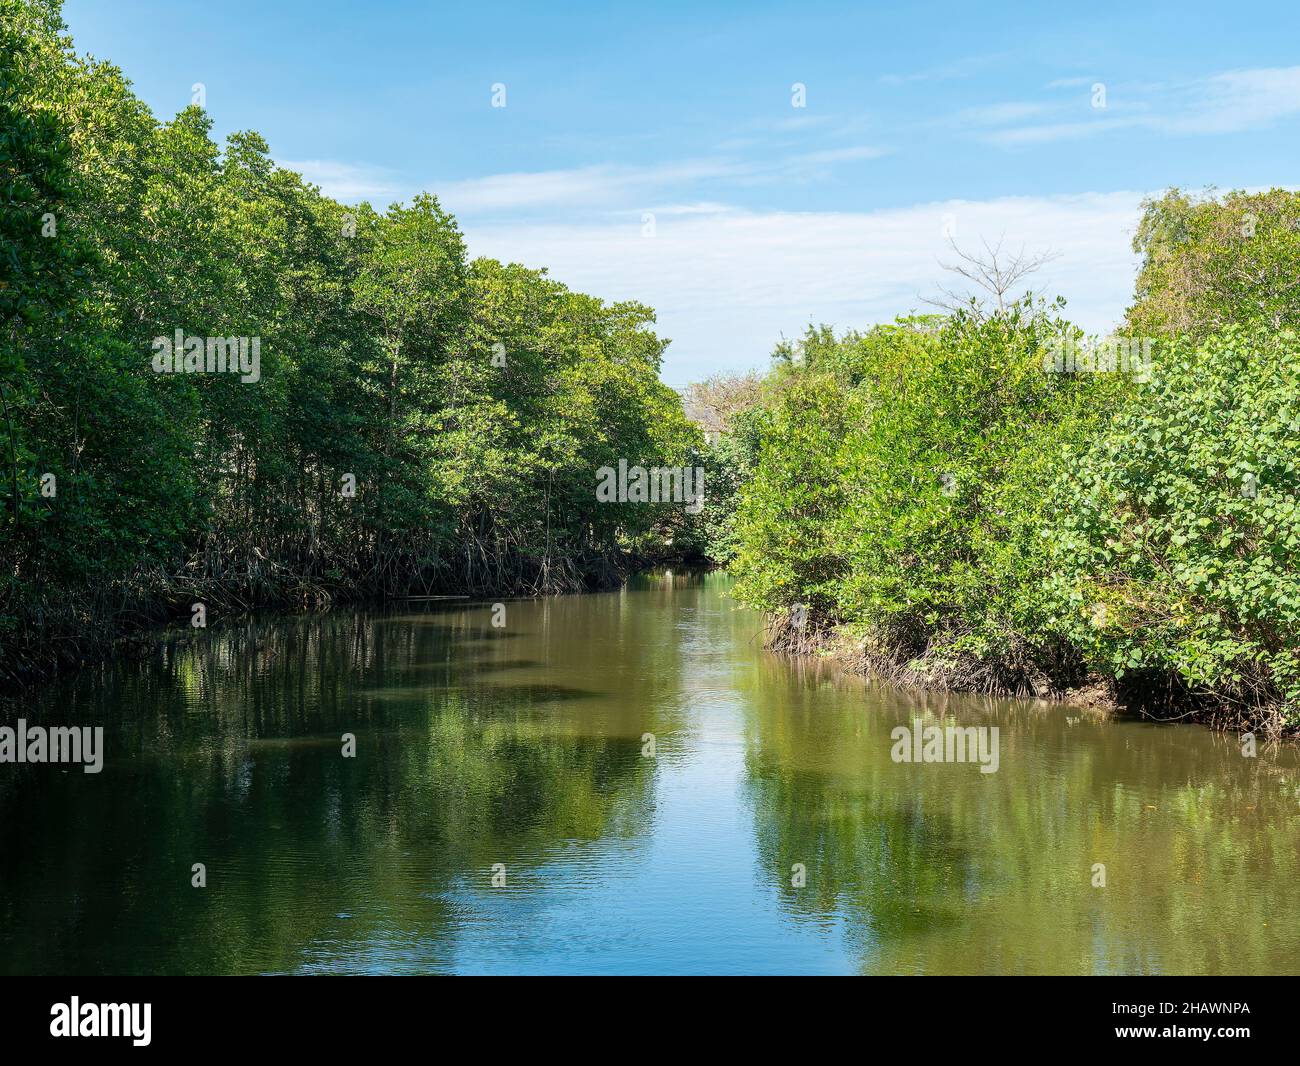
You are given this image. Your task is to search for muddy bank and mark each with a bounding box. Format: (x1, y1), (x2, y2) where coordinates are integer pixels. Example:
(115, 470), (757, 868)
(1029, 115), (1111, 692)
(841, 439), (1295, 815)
(760, 614), (1292, 741)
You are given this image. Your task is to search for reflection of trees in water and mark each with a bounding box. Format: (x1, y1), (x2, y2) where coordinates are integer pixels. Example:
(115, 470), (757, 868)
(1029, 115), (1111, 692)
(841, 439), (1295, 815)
(741, 664), (978, 968)
(741, 655), (1300, 974)
(7, 578), (1299, 974)
(0, 600), (693, 974)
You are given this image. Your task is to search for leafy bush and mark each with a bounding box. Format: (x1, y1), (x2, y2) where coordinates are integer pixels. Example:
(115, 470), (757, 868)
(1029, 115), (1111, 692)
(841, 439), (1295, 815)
(728, 189), (1300, 731)
(732, 306), (1130, 689)
(1045, 327), (1300, 729)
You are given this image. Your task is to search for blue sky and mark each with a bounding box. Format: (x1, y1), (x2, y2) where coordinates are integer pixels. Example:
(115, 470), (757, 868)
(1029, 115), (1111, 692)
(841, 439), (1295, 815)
(62, 0), (1300, 381)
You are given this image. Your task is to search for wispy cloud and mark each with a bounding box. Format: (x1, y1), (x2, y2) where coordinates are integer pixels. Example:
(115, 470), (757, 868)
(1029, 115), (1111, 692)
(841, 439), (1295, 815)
(1045, 76), (1099, 90)
(435, 159), (752, 214)
(792, 144), (892, 165)
(644, 202), (736, 217)
(957, 101), (1054, 126)
(435, 145), (889, 217)
(980, 65), (1300, 145)
(1167, 66), (1300, 133)
(279, 159), (401, 203)
(986, 117), (1143, 145)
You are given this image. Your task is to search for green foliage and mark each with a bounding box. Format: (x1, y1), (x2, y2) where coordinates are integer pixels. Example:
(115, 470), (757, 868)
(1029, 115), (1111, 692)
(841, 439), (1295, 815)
(730, 213), (1300, 727)
(0, 0), (696, 680)
(672, 372), (768, 563)
(1045, 328), (1300, 723)
(729, 342), (855, 621)
(1127, 187), (1300, 339)
(9, 0), (1299, 733)
(732, 309), (1129, 688)
(693, 412), (762, 562)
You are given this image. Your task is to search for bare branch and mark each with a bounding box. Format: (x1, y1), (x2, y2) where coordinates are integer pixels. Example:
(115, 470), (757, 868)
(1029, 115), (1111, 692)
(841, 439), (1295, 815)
(929, 234), (1060, 316)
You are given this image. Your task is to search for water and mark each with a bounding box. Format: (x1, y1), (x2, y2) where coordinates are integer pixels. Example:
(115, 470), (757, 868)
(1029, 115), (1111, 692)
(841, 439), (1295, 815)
(2, 571), (1298, 975)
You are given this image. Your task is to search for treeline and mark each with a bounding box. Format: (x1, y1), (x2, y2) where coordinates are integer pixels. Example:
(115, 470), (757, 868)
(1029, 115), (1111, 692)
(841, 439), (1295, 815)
(0, 0), (698, 684)
(709, 188), (1300, 735)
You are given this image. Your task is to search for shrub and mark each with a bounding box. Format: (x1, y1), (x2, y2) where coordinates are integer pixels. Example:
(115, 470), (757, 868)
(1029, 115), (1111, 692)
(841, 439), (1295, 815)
(732, 304), (1130, 690)
(1044, 327), (1300, 730)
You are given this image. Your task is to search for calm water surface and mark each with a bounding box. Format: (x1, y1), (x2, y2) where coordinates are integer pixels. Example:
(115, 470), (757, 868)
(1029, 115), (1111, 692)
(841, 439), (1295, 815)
(3, 572), (1299, 974)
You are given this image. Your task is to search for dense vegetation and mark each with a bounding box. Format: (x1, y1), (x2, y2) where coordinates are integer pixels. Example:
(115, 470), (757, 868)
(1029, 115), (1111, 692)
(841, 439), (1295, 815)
(718, 189), (1300, 734)
(5, 1), (1297, 737)
(0, 0), (698, 683)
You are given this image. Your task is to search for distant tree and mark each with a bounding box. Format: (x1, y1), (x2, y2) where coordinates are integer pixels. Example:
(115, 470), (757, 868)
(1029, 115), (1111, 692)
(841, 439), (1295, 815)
(682, 372), (764, 440)
(1126, 187), (1300, 337)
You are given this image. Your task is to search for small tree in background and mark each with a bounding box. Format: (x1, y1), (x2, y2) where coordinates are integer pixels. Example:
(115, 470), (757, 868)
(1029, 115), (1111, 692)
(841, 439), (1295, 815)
(1127, 187), (1300, 338)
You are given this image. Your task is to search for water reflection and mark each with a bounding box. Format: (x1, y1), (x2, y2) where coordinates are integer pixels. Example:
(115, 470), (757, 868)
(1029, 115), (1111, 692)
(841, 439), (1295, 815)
(1, 571), (1297, 974)
(741, 654), (1300, 974)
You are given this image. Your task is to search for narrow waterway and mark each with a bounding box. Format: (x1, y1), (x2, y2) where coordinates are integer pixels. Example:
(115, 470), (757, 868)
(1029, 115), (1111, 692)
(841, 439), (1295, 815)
(2, 571), (1298, 974)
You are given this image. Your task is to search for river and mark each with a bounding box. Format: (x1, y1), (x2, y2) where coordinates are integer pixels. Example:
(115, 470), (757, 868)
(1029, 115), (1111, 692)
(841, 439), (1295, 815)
(2, 571), (1298, 974)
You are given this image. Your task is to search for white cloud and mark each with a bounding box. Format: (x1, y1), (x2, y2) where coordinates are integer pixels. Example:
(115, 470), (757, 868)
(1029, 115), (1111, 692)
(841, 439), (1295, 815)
(1045, 76), (1098, 90)
(460, 191), (1147, 382)
(279, 159), (401, 203)
(645, 202), (737, 216)
(986, 117), (1142, 146)
(433, 146), (890, 218)
(958, 101), (1054, 126)
(435, 160), (751, 215)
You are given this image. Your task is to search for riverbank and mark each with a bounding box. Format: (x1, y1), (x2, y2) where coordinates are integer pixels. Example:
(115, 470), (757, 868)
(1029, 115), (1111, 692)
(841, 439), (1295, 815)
(712, 279), (1300, 742)
(763, 615), (1294, 741)
(1, 548), (713, 692)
